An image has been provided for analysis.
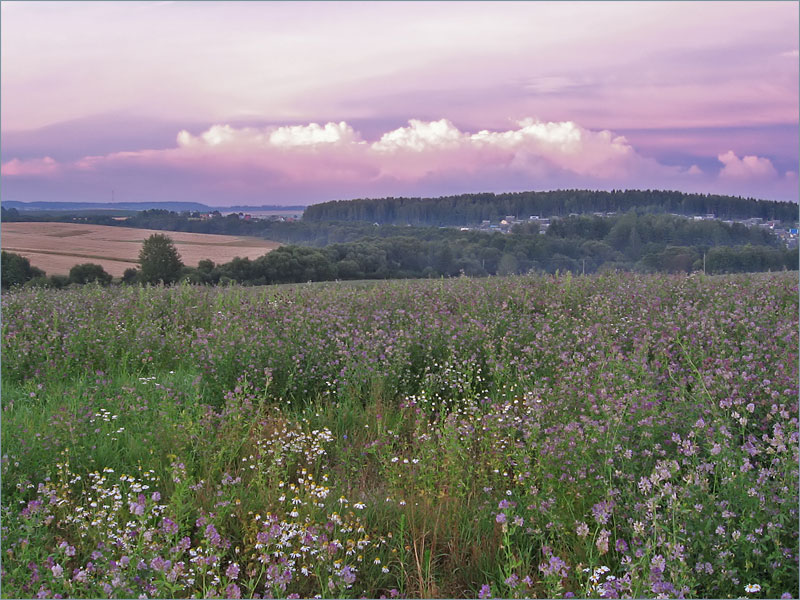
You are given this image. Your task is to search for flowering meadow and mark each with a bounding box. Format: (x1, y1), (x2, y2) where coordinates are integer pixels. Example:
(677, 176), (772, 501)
(1, 272), (797, 599)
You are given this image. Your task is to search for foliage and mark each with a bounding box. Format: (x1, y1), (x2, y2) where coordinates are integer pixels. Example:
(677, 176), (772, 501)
(303, 189), (798, 225)
(1, 251), (45, 289)
(138, 234), (184, 285)
(122, 267), (140, 284)
(1, 272), (797, 598)
(68, 263), (112, 286)
(191, 213), (794, 285)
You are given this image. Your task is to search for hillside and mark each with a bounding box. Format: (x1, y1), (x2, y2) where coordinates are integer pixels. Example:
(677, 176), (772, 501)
(0, 222), (279, 276)
(302, 189), (798, 225)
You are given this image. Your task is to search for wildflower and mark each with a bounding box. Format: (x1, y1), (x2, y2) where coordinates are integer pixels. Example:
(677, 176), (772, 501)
(51, 564), (63, 579)
(161, 517), (179, 536)
(596, 528), (610, 555)
(339, 565), (357, 585)
(478, 583), (492, 599)
(651, 555), (666, 572)
(592, 500), (613, 525)
(576, 521), (590, 537)
(496, 513), (507, 524)
(226, 562), (240, 580)
(745, 584), (762, 593)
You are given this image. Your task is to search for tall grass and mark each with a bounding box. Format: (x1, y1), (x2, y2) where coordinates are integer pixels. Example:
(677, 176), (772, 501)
(1, 272), (797, 598)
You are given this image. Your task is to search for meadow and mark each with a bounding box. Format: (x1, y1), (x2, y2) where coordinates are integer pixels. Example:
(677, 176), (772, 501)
(1, 272), (797, 599)
(0, 222), (280, 277)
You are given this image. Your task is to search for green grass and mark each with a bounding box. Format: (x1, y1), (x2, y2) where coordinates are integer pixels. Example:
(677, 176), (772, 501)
(1, 272), (797, 598)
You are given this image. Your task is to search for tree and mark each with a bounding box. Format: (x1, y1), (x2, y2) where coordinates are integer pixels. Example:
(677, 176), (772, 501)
(138, 234), (183, 284)
(122, 268), (140, 284)
(69, 263), (112, 285)
(1, 251), (45, 289)
(497, 253), (519, 276)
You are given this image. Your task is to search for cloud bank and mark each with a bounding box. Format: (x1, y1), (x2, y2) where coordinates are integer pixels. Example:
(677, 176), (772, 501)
(2, 119), (796, 204)
(717, 150), (778, 180)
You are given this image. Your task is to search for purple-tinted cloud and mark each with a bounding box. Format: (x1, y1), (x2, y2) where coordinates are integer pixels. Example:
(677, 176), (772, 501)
(3, 119), (797, 204)
(718, 150), (778, 180)
(1, 2), (797, 204)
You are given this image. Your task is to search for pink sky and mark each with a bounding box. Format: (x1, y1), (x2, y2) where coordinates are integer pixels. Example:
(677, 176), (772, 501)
(1, 1), (798, 205)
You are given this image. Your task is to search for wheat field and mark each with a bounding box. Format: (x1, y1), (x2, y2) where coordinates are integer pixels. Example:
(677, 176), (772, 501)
(1, 222), (280, 276)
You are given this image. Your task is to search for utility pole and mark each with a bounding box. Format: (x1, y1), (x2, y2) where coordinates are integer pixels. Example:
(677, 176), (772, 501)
(703, 252), (706, 275)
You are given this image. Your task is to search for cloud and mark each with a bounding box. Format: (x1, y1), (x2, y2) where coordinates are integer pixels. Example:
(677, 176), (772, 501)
(269, 121), (359, 147)
(27, 118), (659, 184)
(717, 150), (778, 180)
(3, 118), (796, 203)
(373, 119), (464, 152)
(0, 156), (60, 176)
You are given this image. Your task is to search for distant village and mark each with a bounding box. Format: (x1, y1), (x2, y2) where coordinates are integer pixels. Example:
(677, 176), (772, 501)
(190, 210), (303, 222)
(186, 208), (799, 249)
(456, 212), (799, 248)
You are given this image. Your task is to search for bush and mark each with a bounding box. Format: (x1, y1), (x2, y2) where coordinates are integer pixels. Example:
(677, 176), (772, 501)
(1, 251), (45, 289)
(69, 263), (112, 285)
(48, 274), (71, 289)
(122, 268), (140, 284)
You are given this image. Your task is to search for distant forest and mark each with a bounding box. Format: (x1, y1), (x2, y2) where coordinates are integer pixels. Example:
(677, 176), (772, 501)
(302, 189), (798, 225)
(4, 211), (796, 290)
(3, 188), (797, 289)
(181, 212), (795, 285)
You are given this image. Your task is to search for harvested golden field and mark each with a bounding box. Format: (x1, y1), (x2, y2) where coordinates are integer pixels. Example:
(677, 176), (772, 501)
(1, 222), (280, 277)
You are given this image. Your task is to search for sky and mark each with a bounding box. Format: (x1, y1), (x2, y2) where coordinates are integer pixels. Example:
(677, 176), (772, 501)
(1, 1), (798, 206)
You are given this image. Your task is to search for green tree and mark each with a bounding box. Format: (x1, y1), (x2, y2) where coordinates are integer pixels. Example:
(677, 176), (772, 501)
(138, 234), (183, 284)
(497, 253), (519, 275)
(122, 268), (140, 284)
(69, 263), (112, 285)
(1, 251), (45, 289)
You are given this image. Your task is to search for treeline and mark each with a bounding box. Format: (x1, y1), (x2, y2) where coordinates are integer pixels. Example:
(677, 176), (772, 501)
(1, 206), (448, 246)
(188, 213), (792, 285)
(303, 189), (798, 225)
(1, 251), (111, 290)
(4, 212), (795, 291)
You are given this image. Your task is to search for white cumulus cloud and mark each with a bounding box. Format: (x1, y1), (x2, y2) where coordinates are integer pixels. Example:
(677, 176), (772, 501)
(373, 119), (464, 152)
(269, 121), (359, 147)
(13, 118), (794, 201)
(717, 150), (778, 180)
